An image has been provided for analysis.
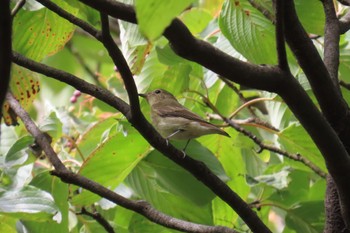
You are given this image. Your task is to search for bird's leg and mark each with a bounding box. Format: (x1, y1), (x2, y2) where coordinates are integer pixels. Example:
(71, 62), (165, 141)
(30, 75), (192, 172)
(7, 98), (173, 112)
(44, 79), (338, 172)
(165, 129), (187, 158)
(165, 129), (184, 144)
(182, 139), (191, 152)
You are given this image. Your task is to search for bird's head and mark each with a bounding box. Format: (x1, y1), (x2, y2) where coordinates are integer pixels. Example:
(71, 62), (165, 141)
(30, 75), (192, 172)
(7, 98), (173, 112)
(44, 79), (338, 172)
(139, 89), (178, 106)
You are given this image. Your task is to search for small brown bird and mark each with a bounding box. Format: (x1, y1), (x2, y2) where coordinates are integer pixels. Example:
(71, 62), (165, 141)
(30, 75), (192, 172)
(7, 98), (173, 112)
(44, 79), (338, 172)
(139, 89), (230, 152)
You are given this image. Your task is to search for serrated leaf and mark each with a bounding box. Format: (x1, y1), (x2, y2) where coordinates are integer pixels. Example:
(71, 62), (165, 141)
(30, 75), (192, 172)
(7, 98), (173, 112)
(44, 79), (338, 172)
(135, 0), (195, 40)
(0, 186), (59, 221)
(119, 20), (152, 75)
(219, 0), (276, 64)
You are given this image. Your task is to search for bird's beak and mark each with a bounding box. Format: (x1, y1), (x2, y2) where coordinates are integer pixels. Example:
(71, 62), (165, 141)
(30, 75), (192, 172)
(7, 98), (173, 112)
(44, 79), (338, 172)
(138, 93), (147, 98)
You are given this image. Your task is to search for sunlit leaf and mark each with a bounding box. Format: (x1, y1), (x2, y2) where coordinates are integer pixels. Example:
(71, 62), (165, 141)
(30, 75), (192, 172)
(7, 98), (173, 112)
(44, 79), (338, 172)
(72, 127), (150, 205)
(135, 0), (195, 40)
(4, 135), (34, 168)
(12, 0), (77, 61)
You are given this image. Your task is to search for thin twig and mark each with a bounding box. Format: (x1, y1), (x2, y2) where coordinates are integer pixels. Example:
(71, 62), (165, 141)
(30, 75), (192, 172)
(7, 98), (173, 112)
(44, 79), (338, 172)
(203, 95), (327, 178)
(11, 0), (26, 17)
(340, 80), (350, 90)
(229, 97), (274, 119)
(220, 77), (257, 117)
(275, 0), (290, 72)
(79, 207), (114, 233)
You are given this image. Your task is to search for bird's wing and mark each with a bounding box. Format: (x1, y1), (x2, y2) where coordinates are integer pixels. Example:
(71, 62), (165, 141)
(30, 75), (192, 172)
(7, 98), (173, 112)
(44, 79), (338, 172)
(153, 103), (211, 125)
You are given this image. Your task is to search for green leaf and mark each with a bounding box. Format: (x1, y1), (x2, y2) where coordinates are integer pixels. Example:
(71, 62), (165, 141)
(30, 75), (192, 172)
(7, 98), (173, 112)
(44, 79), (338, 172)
(129, 213), (179, 233)
(278, 123), (327, 173)
(12, 0), (77, 61)
(219, 0), (276, 64)
(77, 117), (119, 158)
(247, 167), (292, 190)
(23, 172), (69, 233)
(295, 0), (324, 35)
(4, 135), (34, 168)
(0, 186), (59, 221)
(135, 0), (195, 40)
(119, 20), (152, 75)
(39, 111), (63, 140)
(285, 201), (324, 233)
(72, 127), (150, 205)
(126, 161), (213, 224)
(2, 65), (40, 126)
(180, 8), (212, 35)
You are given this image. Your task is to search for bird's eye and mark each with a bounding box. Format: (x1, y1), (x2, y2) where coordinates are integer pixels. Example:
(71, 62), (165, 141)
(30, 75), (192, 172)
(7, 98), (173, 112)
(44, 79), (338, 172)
(155, 89), (161, 94)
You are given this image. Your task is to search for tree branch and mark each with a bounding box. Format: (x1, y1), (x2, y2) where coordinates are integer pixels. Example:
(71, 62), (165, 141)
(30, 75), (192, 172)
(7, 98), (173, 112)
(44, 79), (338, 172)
(0, 0), (12, 121)
(39, 0), (350, 228)
(79, 207), (115, 233)
(12, 51), (271, 233)
(99, 12), (141, 118)
(11, 0), (26, 17)
(275, 0), (289, 72)
(6, 91), (237, 233)
(322, 0), (341, 86)
(283, 0), (349, 131)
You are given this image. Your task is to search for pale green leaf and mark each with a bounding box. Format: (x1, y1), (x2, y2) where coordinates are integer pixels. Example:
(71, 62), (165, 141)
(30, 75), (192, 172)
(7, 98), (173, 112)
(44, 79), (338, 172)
(0, 186), (59, 221)
(135, 0), (195, 40)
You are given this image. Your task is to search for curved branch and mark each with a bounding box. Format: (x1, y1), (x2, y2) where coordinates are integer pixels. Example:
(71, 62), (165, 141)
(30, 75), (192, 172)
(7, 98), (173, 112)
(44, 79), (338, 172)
(6, 92), (237, 233)
(99, 13), (141, 118)
(77, 0), (284, 93)
(283, 0), (349, 130)
(12, 52), (271, 233)
(275, 0), (289, 72)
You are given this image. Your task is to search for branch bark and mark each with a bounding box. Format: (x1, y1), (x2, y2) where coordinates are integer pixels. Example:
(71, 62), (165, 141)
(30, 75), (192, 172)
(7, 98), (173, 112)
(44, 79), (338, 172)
(12, 51), (270, 233)
(6, 92), (237, 233)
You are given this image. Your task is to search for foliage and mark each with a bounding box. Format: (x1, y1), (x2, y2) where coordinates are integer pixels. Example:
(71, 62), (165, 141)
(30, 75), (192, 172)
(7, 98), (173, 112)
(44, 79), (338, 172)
(2, 0), (349, 232)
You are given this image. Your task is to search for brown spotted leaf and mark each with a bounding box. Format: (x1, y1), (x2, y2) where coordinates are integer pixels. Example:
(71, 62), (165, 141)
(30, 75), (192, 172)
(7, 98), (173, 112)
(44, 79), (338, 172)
(12, 0), (78, 61)
(2, 65), (40, 126)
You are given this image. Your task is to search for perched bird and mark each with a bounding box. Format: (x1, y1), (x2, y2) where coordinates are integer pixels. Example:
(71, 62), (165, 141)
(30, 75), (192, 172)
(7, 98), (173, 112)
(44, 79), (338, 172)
(139, 89), (230, 153)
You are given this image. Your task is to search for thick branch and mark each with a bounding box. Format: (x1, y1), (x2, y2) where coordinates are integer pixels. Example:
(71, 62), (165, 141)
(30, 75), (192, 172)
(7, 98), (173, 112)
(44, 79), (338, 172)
(275, 0), (289, 72)
(323, 0), (340, 86)
(283, 0), (349, 131)
(12, 52), (271, 233)
(73, 0), (350, 227)
(99, 13), (141, 118)
(0, 0), (12, 119)
(77, 0), (284, 93)
(6, 92), (237, 233)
